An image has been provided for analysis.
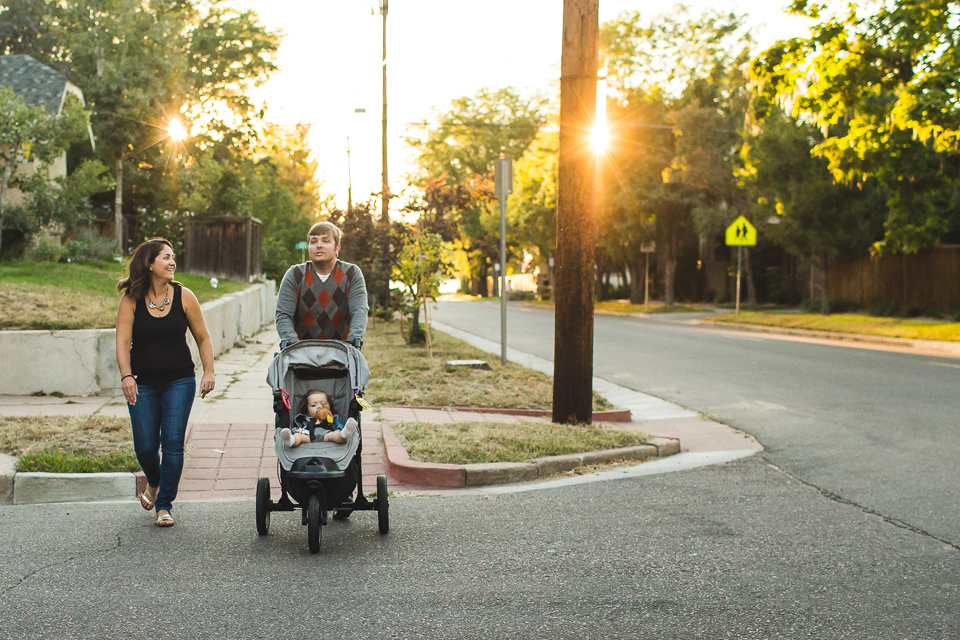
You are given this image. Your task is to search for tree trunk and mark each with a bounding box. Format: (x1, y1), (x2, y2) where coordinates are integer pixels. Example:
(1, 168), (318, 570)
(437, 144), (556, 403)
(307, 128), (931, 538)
(628, 260), (643, 304)
(114, 153), (123, 251)
(597, 270), (609, 301)
(0, 163), (11, 257)
(422, 284), (433, 361)
(476, 258), (489, 297)
(745, 247), (757, 311)
(819, 251), (830, 315)
(664, 232), (677, 306)
(408, 289), (424, 344)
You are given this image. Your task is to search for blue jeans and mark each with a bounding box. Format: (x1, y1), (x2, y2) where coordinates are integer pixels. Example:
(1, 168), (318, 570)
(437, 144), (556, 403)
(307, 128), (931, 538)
(128, 376), (196, 512)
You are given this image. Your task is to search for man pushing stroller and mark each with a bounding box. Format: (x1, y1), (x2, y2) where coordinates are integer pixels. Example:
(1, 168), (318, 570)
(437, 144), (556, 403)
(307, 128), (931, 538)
(275, 220), (368, 351)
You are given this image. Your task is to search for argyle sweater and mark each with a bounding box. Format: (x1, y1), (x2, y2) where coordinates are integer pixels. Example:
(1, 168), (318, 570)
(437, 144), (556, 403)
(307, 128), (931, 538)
(276, 260), (368, 346)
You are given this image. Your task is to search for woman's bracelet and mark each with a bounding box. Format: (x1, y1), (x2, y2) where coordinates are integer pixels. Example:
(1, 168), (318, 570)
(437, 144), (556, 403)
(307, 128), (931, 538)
(121, 374), (136, 382)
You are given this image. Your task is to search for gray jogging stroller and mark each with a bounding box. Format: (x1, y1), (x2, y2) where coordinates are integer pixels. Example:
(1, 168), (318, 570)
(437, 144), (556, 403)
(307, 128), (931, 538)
(258, 339), (388, 553)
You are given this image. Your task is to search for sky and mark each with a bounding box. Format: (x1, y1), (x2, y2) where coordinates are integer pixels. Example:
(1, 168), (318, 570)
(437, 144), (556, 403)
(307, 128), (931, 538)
(226, 1), (812, 213)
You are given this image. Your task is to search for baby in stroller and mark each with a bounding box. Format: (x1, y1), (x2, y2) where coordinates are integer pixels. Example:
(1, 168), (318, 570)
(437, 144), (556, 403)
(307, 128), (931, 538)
(282, 389), (359, 447)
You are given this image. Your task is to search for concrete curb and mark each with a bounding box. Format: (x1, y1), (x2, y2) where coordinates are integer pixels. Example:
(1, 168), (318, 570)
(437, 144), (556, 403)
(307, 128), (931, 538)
(397, 405), (632, 422)
(698, 319), (960, 357)
(12, 471), (136, 504)
(0, 452), (14, 505)
(382, 423), (680, 489)
(2, 422), (193, 506)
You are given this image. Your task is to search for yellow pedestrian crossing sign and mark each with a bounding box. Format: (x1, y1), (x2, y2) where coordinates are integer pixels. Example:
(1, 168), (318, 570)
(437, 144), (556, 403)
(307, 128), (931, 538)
(725, 216), (757, 246)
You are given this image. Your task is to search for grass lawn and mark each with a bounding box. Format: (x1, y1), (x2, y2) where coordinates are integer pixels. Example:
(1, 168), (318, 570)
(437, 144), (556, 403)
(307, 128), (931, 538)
(524, 299), (706, 314)
(0, 415), (139, 473)
(711, 311), (960, 342)
(0, 259), (250, 330)
(364, 317), (611, 411)
(393, 420), (649, 465)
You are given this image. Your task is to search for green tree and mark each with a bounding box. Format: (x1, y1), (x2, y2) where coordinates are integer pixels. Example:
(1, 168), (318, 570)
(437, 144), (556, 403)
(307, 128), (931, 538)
(18, 0), (280, 251)
(754, 0), (960, 254)
(0, 0), (61, 58)
(391, 220), (453, 348)
(740, 106), (886, 313)
(510, 124), (558, 291)
(599, 5), (754, 304)
(51, 0), (188, 249)
(598, 89), (670, 303)
(0, 88), (90, 254)
(24, 158), (115, 232)
(407, 87), (545, 294)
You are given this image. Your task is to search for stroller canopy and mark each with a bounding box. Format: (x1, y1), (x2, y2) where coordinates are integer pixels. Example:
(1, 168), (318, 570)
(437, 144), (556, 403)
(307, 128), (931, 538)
(266, 339), (370, 396)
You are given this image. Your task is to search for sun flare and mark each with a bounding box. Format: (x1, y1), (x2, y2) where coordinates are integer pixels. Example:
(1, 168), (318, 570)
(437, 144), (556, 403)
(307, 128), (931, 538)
(167, 118), (188, 142)
(591, 70), (608, 153)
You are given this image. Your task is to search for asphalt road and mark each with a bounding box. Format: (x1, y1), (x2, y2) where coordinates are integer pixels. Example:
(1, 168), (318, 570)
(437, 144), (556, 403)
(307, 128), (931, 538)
(2, 459), (958, 639)
(431, 300), (960, 548)
(3, 301), (958, 637)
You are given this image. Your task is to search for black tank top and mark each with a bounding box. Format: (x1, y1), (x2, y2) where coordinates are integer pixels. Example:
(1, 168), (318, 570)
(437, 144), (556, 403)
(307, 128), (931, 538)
(130, 283), (195, 387)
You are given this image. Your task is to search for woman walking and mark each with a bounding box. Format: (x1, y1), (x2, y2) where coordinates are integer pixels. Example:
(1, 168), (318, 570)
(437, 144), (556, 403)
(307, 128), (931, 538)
(116, 238), (215, 527)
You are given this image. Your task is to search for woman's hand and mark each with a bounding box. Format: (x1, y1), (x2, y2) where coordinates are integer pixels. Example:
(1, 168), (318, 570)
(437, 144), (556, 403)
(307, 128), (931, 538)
(200, 372), (215, 399)
(122, 377), (138, 405)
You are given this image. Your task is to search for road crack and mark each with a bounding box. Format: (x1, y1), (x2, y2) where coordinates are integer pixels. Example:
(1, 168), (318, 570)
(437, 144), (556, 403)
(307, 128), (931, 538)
(763, 458), (960, 551)
(0, 532), (123, 600)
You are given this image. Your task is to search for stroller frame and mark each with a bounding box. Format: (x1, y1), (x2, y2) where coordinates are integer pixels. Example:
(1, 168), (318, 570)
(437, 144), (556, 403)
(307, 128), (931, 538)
(257, 340), (389, 553)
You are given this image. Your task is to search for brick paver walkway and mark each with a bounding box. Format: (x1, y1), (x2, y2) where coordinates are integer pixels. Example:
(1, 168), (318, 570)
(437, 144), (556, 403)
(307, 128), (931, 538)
(177, 419), (408, 502)
(174, 406), (554, 502)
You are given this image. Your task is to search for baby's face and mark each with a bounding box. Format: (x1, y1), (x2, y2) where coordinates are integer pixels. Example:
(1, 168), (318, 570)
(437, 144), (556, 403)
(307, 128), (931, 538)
(305, 394), (330, 417)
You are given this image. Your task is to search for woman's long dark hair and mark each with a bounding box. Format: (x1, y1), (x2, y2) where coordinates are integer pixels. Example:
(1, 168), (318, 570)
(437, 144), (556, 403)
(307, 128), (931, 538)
(117, 238), (178, 300)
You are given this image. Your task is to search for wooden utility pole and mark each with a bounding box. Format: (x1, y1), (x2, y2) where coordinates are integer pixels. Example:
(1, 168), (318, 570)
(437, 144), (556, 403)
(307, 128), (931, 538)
(380, 0), (389, 223)
(346, 136), (353, 213)
(553, 0), (599, 424)
(378, 0), (391, 310)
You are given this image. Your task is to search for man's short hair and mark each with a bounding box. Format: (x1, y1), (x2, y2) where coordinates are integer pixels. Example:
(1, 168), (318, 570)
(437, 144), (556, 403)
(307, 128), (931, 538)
(308, 221), (342, 245)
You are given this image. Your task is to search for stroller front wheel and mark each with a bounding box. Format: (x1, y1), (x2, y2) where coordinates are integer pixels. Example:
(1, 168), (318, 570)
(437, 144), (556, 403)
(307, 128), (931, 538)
(307, 494), (322, 553)
(256, 477), (271, 535)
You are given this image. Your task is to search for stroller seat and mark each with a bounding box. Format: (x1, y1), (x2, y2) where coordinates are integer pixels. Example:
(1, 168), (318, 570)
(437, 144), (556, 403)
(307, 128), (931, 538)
(274, 428), (359, 472)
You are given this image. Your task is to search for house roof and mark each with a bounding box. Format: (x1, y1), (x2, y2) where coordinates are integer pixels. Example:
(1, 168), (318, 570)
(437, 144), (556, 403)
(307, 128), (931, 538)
(0, 54), (72, 114)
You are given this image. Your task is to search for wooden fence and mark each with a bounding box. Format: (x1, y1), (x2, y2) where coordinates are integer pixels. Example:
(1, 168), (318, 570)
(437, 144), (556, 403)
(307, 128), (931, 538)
(181, 216), (262, 282)
(828, 245), (960, 312)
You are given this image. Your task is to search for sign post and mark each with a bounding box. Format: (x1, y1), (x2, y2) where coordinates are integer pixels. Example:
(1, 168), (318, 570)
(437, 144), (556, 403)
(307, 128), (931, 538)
(724, 216), (757, 315)
(295, 240), (308, 263)
(640, 241), (655, 312)
(494, 156), (513, 365)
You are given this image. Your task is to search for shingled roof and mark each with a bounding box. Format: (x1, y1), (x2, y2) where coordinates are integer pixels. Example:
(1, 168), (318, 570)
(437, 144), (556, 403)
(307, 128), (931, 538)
(0, 54), (72, 114)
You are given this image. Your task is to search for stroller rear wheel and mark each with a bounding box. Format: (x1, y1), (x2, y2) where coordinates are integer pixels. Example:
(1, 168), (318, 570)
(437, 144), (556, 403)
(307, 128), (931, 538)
(255, 477), (271, 535)
(307, 494), (322, 553)
(377, 475), (389, 534)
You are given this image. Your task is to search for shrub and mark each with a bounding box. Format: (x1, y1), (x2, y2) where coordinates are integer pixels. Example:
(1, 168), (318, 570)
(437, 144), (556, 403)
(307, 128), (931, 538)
(869, 302), (938, 318)
(507, 290), (536, 301)
(28, 237), (61, 262)
(803, 298), (858, 314)
(869, 301), (898, 317)
(61, 228), (119, 261)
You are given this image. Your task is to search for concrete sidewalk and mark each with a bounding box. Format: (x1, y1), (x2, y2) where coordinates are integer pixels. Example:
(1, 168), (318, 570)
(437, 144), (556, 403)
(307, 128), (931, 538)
(1, 324), (760, 505)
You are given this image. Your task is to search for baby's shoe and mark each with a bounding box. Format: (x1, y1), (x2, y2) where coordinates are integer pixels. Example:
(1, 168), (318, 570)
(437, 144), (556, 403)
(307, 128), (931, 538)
(280, 428), (295, 447)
